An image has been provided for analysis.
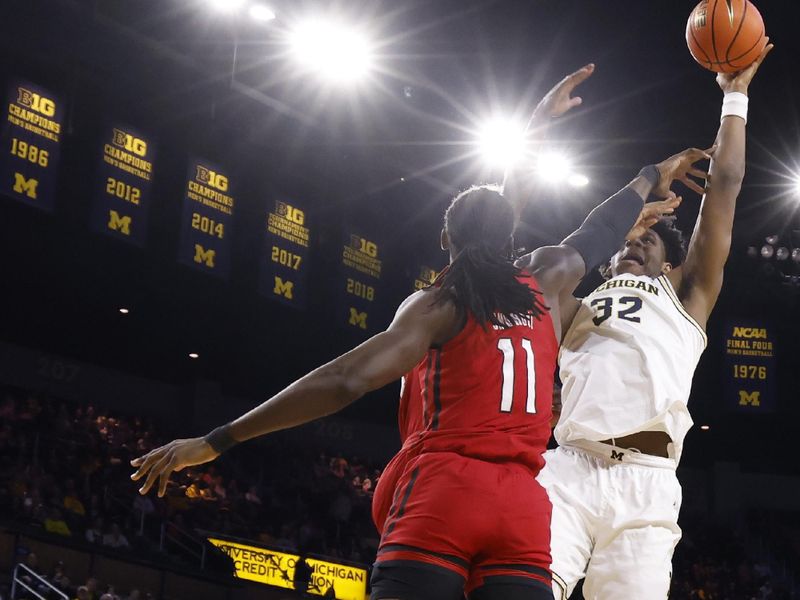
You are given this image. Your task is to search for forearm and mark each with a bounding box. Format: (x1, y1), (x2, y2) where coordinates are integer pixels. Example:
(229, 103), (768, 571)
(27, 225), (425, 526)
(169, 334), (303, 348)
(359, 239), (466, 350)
(227, 362), (360, 443)
(709, 114), (746, 190)
(560, 168), (655, 270)
(502, 113), (552, 224)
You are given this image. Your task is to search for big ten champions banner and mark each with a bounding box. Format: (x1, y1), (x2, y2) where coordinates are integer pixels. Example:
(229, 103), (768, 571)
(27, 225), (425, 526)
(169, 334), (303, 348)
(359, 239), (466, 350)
(412, 264), (439, 292)
(178, 159), (235, 279)
(259, 199), (311, 308)
(0, 81), (64, 211)
(724, 321), (777, 413)
(90, 125), (156, 245)
(338, 229), (383, 334)
(207, 538), (367, 600)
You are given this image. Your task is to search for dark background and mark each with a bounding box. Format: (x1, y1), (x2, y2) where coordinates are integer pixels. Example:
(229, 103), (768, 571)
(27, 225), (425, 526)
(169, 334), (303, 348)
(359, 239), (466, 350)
(0, 0), (798, 472)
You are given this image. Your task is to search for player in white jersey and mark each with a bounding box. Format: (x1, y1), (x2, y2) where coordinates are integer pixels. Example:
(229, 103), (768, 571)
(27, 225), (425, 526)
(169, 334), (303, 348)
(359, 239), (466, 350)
(533, 45), (773, 599)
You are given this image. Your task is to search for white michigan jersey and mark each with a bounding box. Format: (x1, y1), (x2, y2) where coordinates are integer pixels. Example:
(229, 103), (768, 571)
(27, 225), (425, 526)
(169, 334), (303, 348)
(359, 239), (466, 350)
(556, 273), (707, 463)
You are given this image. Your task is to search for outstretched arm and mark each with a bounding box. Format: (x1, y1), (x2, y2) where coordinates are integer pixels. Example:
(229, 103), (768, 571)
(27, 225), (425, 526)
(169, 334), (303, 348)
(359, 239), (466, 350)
(516, 148), (710, 338)
(502, 63), (595, 226)
(130, 291), (459, 496)
(671, 43), (773, 329)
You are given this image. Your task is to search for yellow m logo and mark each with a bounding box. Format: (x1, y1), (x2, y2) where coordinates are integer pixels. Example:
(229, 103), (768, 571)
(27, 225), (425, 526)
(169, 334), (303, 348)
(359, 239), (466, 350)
(193, 244), (216, 268)
(13, 173), (38, 199)
(273, 277), (294, 299)
(107, 210), (131, 235)
(348, 308), (368, 330)
(738, 390), (761, 407)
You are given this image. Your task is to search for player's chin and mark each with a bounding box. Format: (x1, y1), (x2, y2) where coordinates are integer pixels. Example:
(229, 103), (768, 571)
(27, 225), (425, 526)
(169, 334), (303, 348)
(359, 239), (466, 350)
(614, 260), (646, 276)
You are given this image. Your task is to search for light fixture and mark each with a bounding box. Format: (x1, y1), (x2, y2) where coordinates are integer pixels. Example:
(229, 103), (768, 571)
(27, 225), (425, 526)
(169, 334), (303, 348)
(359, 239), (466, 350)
(746, 246), (758, 258)
(765, 235), (779, 245)
(289, 18), (374, 83)
(760, 245), (774, 259)
(700, 425), (710, 431)
(776, 247), (790, 261)
(567, 173), (590, 188)
(118, 308), (130, 315)
(189, 353), (199, 359)
(248, 3), (276, 22)
(476, 118), (527, 169)
(207, 0), (246, 13)
(792, 248), (800, 263)
(537, 152), (572, 183)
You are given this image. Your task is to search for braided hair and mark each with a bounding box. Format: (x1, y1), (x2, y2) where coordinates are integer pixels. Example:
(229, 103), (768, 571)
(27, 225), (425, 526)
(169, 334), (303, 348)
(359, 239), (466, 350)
(433, 185), (547, 329)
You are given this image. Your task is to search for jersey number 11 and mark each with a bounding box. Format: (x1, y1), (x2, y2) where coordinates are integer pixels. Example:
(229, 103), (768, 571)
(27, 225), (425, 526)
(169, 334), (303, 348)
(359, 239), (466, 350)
(497, 338), (536, 414)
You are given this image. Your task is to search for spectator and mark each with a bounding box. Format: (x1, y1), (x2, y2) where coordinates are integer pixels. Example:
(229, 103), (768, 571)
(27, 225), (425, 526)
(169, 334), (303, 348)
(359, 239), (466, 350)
(102, 523), (129, 549)
(75, 585), (91, 600)
(85, 516), (104, 544)
(44, 507), (72, 536)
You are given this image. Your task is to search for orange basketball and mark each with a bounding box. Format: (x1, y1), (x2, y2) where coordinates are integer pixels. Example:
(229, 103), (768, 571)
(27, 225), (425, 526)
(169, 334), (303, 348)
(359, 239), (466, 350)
(686, 0), (767, 73)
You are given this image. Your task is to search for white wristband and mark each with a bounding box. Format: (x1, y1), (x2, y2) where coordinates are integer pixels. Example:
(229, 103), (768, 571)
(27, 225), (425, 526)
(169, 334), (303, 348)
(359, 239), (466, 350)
(721, 92), (749, 124)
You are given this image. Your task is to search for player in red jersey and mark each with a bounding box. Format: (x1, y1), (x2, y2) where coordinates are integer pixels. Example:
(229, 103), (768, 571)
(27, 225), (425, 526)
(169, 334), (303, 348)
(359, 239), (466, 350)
(131, 66), (708, 599)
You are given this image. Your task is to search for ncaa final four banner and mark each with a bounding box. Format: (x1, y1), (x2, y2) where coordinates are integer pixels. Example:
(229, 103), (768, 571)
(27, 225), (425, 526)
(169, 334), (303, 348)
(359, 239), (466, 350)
(723, 320), (777, 413)
(259, 198), (311, 309)
(90, 124), (156, 246)
(177, 158), (235, 279)
(337, 228), (383, 334)
(0, 80), (64, 212)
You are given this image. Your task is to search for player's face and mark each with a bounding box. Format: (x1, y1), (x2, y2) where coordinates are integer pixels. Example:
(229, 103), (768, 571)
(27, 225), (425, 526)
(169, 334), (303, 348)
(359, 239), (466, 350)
(609, 230), (669, 278)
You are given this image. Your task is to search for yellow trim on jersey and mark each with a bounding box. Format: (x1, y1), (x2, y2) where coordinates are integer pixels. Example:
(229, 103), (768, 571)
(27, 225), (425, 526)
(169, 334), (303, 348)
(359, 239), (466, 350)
(657, 275), (708, 346)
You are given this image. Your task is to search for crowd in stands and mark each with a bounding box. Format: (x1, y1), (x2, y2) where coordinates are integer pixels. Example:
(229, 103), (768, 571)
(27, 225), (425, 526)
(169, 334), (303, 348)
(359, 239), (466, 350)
(667, 515), (795, 600)
(0, 387), (381, 599)
(1, 385), (799, 599)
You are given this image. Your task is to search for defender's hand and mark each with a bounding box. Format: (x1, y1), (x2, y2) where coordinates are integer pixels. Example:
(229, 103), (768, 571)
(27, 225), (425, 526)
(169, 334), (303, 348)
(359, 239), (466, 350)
(654, 146), (715, 198)
(131, 438), (219, 497)
(533, 64), (595, 120)
(626, 194), (682, 241)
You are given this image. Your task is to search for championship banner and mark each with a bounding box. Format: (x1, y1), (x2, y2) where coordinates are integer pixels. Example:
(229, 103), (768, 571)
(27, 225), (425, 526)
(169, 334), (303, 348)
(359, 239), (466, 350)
(259, 198), (311, 308)
(723, 321), (777, 413)
(178, 158), (235, 279)
(412, 264), (439, 292)
(90, 124), (156, 245)
(0, 80), (64, 211)
(337, 229), (383, 333)
(207, 538), (368, 600)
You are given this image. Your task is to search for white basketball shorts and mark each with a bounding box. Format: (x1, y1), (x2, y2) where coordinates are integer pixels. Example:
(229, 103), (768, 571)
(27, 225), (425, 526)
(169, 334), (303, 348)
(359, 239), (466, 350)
(536, 442), (683, 599)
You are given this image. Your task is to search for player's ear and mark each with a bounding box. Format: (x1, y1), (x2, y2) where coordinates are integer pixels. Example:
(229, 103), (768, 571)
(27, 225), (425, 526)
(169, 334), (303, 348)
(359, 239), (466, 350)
(440, 228), (450, 251)
(661, 262), (673, 274)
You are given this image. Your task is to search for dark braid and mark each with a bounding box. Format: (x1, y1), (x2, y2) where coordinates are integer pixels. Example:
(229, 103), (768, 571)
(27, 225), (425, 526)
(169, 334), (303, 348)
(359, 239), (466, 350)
(433, 186), (547, 329)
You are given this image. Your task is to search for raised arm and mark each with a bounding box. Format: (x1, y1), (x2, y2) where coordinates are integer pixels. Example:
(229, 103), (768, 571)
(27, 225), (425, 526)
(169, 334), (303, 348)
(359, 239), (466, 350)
(131, 291), (459, 496)
(671, 43), (773, 328)
(502, 63), (595, 226)
(516, 148), (711, 339)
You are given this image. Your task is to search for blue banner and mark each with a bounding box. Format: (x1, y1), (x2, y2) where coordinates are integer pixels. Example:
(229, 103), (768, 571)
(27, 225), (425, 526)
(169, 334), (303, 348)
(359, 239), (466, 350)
(723, 320), (777, 413)
(0, 80), (64, 212)
(90, 124), (156, 246)
(177, 158), (235, 279)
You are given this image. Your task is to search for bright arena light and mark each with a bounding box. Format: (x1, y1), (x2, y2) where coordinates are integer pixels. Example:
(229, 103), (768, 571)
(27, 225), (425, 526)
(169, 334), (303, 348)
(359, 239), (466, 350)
(248, 3), (276, 22)
(537, 152), (572, 183)
(208, 0), (246, 13)
(476, 118), (527, 169)
(189, 353), (200, 359)
(118, 308), (130, 315)
(289, 19), (374, 83)
(568, 173), (590, 188)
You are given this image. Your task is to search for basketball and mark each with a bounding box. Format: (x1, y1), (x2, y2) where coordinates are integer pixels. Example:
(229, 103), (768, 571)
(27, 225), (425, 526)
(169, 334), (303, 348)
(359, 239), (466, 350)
(686, 0), (767, 73)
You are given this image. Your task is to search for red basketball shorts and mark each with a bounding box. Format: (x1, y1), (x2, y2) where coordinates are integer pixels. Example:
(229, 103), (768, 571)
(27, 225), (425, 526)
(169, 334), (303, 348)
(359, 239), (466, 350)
(375, 451), (552, 592)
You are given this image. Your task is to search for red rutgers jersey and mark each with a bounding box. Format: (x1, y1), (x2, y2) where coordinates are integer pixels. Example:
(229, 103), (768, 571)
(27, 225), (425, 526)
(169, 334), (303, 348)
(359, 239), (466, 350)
(404, 273), (557, 471)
